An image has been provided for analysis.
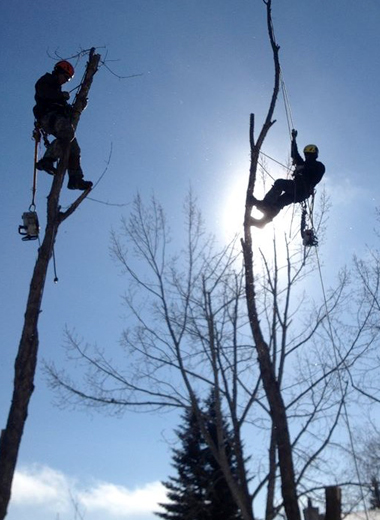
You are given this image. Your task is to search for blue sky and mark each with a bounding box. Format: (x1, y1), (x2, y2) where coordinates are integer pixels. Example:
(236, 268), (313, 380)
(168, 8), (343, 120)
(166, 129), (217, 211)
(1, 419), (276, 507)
(1, 1), (380, 519)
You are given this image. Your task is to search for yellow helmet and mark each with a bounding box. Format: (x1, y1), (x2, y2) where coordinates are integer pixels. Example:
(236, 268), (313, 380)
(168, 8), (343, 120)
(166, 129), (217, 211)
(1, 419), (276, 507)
(303, 144), (319, 155)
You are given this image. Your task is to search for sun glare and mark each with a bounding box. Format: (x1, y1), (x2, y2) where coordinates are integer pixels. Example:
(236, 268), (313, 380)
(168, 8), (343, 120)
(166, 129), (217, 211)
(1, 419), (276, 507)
(222, 172), (247, 240)
(221, 169), (300, 263)
(251, 205), (299, 261)
(219, 144), (302, 267)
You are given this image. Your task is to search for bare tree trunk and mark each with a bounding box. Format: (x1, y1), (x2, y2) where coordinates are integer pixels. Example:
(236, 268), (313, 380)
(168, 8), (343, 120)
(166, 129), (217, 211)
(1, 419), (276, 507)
(265, 425), (277, 520)
(325, 486), (341, 520)
(203, 291), (255, 520)
(241, 2), (301, 520)
(0, 48), (100, 520)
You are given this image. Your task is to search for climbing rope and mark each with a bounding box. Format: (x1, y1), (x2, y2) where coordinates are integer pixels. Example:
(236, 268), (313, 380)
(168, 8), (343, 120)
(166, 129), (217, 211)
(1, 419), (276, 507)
(280, 71), (295, 140)
(253, 29), (321, 250)
(259, 150), (293, 173)
(19, 127), (43, 242)
(276, 71), (320, 248)
(31, 122), (50, 208)
(31, 125), (41, 211)
(315, 249), (370, 520)
(72, 61), (87, 106)
(260, 27), (368, 496)
(258, 61), (367, 506)
(52, 246), (59, 283)
(256, 66), (295, 180)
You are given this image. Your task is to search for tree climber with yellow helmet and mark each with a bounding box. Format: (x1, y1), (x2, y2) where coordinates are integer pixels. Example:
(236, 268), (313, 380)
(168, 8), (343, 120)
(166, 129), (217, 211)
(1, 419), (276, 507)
(250, 129), (325, 228)
(33, 60), (93, 191)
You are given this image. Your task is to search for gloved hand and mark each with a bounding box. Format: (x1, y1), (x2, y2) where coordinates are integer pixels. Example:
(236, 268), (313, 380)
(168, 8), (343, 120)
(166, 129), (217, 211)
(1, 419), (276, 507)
(291, 129), (298, 139)
(62, 91), (70, 100)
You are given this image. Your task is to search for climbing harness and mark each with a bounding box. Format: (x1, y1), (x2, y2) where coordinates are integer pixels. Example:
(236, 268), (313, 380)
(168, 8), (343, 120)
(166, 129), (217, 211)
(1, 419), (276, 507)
(300, 194), (318, 248)
(256, 150), (319, 249)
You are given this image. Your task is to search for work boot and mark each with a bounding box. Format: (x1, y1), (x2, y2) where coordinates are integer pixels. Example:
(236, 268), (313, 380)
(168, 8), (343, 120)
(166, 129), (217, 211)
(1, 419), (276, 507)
(67, 176), (93, 191)
(255, 199), (274, 213)
(36, 157), (57, 175)
(249, 216), (267, 229)
(248, 195), (273, 212)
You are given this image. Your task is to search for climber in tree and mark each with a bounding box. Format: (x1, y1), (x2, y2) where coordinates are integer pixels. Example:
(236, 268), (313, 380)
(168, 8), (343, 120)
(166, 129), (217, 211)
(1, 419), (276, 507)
(33, 60), (93, 191)
(250, 129), (325, 228)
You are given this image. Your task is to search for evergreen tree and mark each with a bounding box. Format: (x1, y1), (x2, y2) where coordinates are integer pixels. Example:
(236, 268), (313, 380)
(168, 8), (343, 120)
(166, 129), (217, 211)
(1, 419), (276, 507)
(157, 392), (244, 520)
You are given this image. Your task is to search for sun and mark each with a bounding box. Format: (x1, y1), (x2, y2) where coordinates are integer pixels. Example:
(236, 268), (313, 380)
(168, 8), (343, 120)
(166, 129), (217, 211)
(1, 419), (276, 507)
(220, 169), (274, 240)
(250, 205), (299, 259)
(221, 172), (247, 240)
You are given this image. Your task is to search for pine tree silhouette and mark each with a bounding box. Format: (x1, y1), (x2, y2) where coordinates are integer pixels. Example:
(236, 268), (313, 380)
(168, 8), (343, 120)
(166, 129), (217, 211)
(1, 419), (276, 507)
(157, 391), (244, 520)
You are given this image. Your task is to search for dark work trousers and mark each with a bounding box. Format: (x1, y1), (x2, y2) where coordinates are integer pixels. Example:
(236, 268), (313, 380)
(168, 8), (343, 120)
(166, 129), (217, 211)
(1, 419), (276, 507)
(39, 113), (83, 179)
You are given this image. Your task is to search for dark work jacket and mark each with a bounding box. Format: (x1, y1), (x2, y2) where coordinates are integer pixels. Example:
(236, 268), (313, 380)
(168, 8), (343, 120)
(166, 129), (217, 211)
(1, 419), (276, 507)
(33, 72), (71, 121)
(291, 141), (325, 198)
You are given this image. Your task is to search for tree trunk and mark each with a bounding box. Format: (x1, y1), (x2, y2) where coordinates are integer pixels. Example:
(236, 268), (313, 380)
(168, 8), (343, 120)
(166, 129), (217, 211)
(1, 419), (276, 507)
(265, 425), (277, 520)
(325, 486), (341, 520)
(0, 48), (100, 520)
(242, 245), (301, 520)
(241, 2), (302, 520)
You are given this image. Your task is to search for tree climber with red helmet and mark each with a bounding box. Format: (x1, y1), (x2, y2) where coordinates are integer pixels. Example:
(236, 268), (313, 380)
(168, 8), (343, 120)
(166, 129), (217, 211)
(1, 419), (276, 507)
(249, 130), (325, 228)
(33, 60), (93, 191)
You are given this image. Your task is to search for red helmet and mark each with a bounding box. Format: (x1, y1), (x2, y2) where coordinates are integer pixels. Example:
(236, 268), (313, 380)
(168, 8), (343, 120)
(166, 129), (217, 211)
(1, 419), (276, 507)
(54, 60), (75, 79)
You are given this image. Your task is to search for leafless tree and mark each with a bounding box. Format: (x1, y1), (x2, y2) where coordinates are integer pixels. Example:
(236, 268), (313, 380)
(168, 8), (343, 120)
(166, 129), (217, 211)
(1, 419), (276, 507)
(46, 187), (380, 520)
(44, 3), (380, 520)
(240, 0), (304, 517)
(0, 48), (101, 520)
